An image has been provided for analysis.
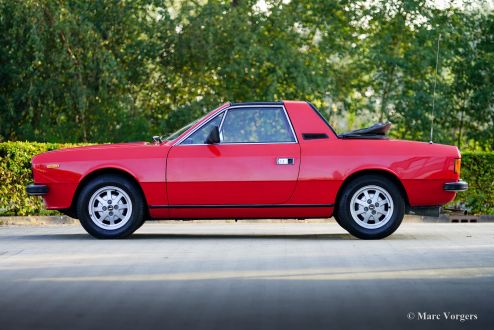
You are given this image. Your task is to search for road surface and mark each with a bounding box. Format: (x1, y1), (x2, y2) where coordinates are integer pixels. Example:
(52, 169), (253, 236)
(1, 222), (493, 330)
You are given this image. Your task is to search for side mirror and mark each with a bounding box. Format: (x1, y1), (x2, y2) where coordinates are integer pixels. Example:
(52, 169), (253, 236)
(205, 126), (220, 144)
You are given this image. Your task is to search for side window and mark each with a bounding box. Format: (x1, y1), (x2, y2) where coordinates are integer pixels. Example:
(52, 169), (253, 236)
(221, 108), (295, 143)
(182, 112), (224, 144)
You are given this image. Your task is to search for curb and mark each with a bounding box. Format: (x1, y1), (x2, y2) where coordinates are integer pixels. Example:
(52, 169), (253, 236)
(1, 215), (492, 226)
(421, 215), (494, 223)
(0, 216), (78, 226)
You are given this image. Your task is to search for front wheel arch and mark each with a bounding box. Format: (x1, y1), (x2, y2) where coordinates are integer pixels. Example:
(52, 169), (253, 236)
(70, 168), (148, 219)
(76, 173), (145, 238)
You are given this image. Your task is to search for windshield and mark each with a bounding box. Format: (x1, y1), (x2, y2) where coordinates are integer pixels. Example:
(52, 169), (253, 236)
(164, 119), (200, 141)
(164, 103), (229, 141)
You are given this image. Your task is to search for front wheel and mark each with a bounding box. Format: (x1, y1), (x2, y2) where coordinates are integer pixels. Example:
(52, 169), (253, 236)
(336, 175), (405, 239)
(77, 174), (145, 239)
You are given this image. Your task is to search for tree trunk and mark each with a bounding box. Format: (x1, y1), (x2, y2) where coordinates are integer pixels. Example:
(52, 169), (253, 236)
(379, 65), (395, 122)
(457, 103), (465, 149)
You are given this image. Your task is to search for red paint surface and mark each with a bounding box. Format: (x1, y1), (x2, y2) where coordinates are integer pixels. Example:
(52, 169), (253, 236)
(31, 101), (461, 219)
(167, 143), (300, 205)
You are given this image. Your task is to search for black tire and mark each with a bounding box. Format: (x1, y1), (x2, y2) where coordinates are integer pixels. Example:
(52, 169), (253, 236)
(332, 212), (347, 230)
(77, 174), (145, 239)
(136, 219), (146, 231)
(336, 175), (405, 239)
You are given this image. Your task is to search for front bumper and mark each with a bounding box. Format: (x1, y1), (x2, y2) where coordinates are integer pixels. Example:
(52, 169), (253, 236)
(26, 184), (49, 196)
(444, 180), (468, 192)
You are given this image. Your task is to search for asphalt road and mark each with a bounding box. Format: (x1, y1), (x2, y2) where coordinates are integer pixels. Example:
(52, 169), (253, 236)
(0, 222), (493, 330)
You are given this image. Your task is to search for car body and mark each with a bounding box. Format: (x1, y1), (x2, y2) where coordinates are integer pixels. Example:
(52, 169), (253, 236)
(27, 101), (467, 239)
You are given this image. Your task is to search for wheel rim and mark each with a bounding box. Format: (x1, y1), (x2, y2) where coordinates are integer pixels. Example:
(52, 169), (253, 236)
(88, 186), (133, 230)
(349, 185), (394, 229)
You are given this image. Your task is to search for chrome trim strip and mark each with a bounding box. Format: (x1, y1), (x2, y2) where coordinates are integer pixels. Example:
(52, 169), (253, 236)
(176, 142), (298, 146)
(218, 108), (228, 142)
(149, 203), (335, 209)
(175, 104), (298, 146)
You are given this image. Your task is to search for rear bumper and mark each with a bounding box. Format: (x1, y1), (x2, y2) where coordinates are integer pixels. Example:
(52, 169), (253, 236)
(443, 180), (468, 192)
(26, 184), (49, 196)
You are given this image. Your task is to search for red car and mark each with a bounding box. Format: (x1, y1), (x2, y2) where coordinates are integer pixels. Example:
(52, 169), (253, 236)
(26, 101), (467, 239)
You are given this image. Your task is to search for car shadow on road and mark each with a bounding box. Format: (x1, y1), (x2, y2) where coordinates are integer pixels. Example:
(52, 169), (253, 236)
(129, 232), (427, 240)
(7, 232), (424, 241)
(130, 233), (356, 240)
(7, 233), (356, 241)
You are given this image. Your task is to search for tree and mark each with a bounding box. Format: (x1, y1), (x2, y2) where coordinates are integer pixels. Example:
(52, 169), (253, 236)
(0, 0), (492, 149)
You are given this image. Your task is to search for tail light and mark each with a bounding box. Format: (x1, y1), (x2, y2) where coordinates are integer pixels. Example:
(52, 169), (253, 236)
(454, 158), (461, 176)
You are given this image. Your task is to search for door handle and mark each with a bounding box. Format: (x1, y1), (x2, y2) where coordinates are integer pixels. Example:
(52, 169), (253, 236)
(276, 158), (295, 165)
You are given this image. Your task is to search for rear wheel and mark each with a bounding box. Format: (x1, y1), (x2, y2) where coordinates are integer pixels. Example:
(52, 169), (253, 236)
(77, 174), (145, 239)
(336, 175), (405, 239)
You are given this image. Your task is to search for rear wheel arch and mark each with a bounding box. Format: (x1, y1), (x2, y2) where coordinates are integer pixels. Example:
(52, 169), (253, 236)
(69, 168), (148, 219)
(334, 169), (410, 213)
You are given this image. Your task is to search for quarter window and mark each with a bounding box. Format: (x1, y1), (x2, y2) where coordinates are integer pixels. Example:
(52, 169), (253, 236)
(182, 112), (224, 145)
(221, 108), (295, 143)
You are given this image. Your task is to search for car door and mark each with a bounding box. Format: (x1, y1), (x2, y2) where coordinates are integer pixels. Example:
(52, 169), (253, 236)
(166, 105), (300, 206)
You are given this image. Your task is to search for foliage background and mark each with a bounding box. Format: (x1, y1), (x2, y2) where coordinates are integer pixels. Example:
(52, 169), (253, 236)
(1, 142), (492, 216)
(0, 0), (493, 150)
(0, 142), (82, 216)
(0, 1), (493, 215)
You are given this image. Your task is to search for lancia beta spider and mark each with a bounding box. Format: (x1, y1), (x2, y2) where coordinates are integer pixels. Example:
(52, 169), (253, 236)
(26, 101), (467, 239)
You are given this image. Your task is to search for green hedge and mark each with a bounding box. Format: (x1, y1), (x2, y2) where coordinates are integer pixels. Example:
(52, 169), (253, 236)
(458, 152), (494, 214)
(0, 142), (84, 216)
(0, 142), (493, 216)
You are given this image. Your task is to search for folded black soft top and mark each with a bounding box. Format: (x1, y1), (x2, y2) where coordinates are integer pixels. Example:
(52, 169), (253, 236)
(339, 122), (392, 139)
